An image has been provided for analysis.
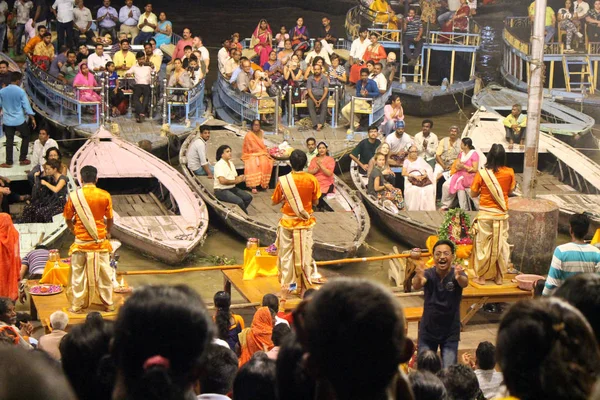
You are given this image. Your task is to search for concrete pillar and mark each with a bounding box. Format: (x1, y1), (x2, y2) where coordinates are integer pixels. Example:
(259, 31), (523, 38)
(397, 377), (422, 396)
(508, 197), (559, 275)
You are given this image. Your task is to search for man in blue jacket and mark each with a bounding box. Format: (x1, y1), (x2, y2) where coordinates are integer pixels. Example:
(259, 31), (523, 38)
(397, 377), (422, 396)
(0, 72), (36, 168)
(342, 67), (379, 130)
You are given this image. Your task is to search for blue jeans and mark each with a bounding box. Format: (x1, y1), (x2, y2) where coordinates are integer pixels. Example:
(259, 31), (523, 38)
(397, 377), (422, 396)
(418, 337), (459, 368)
(545, 26), (556, 43)
(134, 31), (154, 45)
(14, 23), (25, 55)
(193, 165), (214, 176)
(215, 187), (253, 214)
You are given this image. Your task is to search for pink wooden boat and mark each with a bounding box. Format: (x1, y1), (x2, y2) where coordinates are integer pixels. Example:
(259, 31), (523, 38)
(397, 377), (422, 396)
(70, 127), (209, 264)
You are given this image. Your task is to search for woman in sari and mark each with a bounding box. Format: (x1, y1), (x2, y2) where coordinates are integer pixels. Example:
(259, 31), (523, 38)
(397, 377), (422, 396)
(251, 19), (273, 68)
(0, 213), (19, 301)
(213, 291), (245, 352)
(242, 119), (274, 193)
(73, 63), (101, 102)
(153, 12), (172, 48)
(370, 0), (400, 39)
(349, 32), (387, 83)
(308, 141), (336, 211)
(441, 0), (471, 42)
(402, 145), (436, 211)
(441, 137), (479, 210)
(290, 17), (310, 51)
(470, 143), (515, 285)
(238, 306), (274, 366)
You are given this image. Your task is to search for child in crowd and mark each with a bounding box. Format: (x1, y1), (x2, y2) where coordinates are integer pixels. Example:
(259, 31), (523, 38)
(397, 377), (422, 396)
(231, 33), (243, 51)
(275, 26), (289, 50)
(105, 61), (124, 117)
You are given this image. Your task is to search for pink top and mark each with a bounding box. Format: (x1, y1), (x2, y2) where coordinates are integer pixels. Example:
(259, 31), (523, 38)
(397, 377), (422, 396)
(309, 155), (335, 193)
(382, 104), (404, 125)
(173, 38), (193, 60)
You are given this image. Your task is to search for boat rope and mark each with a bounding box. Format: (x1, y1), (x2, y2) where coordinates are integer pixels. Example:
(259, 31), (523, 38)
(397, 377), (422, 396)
(361, 241), (389, 255)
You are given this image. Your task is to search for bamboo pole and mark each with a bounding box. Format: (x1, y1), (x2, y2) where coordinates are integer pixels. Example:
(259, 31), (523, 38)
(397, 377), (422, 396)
(315, 252), (431, 266)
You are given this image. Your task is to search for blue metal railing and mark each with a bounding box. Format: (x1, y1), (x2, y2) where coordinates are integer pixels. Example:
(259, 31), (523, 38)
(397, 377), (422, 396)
(162, 78), (206, 126)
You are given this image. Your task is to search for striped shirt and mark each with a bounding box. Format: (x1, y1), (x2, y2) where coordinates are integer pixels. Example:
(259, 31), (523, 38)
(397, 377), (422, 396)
(22, 249), (50, 276)
(543, 242), (600, 296)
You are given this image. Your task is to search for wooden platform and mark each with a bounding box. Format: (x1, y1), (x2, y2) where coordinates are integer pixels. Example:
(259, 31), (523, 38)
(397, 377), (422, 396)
(27, 280), (131, 333)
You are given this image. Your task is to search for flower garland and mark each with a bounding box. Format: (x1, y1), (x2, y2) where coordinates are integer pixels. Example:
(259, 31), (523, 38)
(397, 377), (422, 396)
(438, 208), (473, 245)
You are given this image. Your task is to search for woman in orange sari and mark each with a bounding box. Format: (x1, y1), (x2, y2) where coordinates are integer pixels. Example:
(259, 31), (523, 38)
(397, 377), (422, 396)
(349, 32), (388, 83)
(0, 214), (20, 301)
(242, 119), (274, 193)
(238, 306), (274, 366)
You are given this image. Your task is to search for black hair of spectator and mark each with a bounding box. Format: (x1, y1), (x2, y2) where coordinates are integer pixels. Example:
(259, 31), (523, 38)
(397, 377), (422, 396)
(272, 323), (292, 347)
(417, 350), (442, 374)
(198, 343), (238, 395)
(437, 364), (481, 400)
(475, 341), (496, 370)
(410, 370), (448, 400)
(233, 352), (277, 400)
(569, 213), (590, 240)
(276, 333), (317, 400)
(290, 149), (308, 171)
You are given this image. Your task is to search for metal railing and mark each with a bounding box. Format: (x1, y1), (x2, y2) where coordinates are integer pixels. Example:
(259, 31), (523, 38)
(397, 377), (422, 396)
(287, 86), (342, 127)
(348, 87), (392, 133)
(161, 78), (206, 126)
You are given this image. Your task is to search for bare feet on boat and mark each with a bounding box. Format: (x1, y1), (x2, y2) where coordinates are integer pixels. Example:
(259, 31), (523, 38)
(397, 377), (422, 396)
(251, 188), (258, 194)
(473, 277), (486, 285)
(316, 124), (323, 131)
(68, 308), (84, 314)
(494, 277), (503, 285)
(508, 141), (514, 150)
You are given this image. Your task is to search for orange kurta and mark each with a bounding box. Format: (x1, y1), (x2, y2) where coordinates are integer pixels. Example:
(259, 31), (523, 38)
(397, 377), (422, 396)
(271, 171), (321, 229)
(63, 184), (114, 254)
(0, 214), (20, 301)
(242, 131), (274, 189)
(471, 167), (515, 211)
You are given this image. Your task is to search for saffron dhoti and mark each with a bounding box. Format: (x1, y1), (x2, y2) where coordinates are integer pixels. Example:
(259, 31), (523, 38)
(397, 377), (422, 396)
(68, 250), (113, 311)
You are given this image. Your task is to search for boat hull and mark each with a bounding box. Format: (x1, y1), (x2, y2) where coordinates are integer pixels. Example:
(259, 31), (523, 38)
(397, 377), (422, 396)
(391, 81), (475, 116)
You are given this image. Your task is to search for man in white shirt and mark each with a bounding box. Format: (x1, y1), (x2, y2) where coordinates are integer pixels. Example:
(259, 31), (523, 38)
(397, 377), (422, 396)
(0, 0), (8, 53)
(97, 0), (118, 41)
(414, 119), (439, 169)
(305, 40), (331, 66)
(27, 125), (58, 184)
(369, 62), (387, 94)
(305, 137), (317, 166)
(385, 121), (413, 160)
(87, 43), (112, 72)
(349, 27), (370, 67)
(73, 0), (94, 44)
(13, 0), (33, 55)
(134, 3), (156, 45)
(224, 48), (241, 79)
(187, 127), (213, 177)
(438, 0), (462, 26)
(217, 38), (231, 75)
(126, 51), (153, 122)
(575, 0), (591, 21)
(192, 36), (210, 73)
(119, 0), (140, 43)
(52, 0), (74, 50)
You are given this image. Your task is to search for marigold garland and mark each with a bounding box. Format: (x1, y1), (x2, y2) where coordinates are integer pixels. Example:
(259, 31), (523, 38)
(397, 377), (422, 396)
(437, 208), (473, 245)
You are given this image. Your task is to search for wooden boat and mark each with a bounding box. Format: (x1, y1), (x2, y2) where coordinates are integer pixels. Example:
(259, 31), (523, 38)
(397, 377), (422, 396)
(179, 128), (371, 261)
(472, 83), (597, 148)
(462, 108), (600, 234)
(0, 136), (75, 255)
(345, 0), (482, 116)
(349, 161), (475, 248)
(501, 16), (600, 123)
(70, 127), (209, 264)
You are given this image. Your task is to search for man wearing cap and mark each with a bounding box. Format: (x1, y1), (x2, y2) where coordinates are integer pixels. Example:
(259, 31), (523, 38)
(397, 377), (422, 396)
(385, 120), (413, 164)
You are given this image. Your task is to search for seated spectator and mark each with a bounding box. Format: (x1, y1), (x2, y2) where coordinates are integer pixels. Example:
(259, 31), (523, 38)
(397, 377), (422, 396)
(28, 125), (58, 184)
(386, 121), (413, 162)
(267, 323), (292, 360)
(113, 39), (137, 77)
(185, 57), (203, 87)
(31, 32), (54, 70)
(381, 94), (404, 136)
(198, 343), (238, 399)
(300, 278), (413, 400)
(233, 352), (277, 400)
(87, 43), (112, 72)
(284, 53), (304, 83)
(503, 103), (527, 149)
(368, 152), (404, 210)
(403, 145), (436, 211)
(370, 62), (388, 95)
(238, 307), (274, 366)
(153, 11), (172, 48)
(21, 159), (68, 223)
(276, 332), (317, 400)
(38, 310), (69, 360)
(462, 341), (504, 399)
(58, 51), (78, 85)
(410, 371), (448, 400)
(382, 51), (397, 82)
(403, 8), (423, 65)
(0, 346), (77, 399)
(180, 45), (193, 69)
(441, 137), (479, 211)
(191, 36), (210, 72)
(187, 127), (213, 177)
(23, 25), (47, 56)
(73, 63), (101, 102)
(543, 213), (600, 296)
(224, 48), (241, 80)
(167, 58), (192, 92)
(213, 145), (252, 213)
(126, 51), (154, 122)
(528, 1), (557, 43)
(261, 293), (290, 326)
(437, 364), (481, 400)
(278, 39), (294, 62)
(111, 285), (212, 400)
(231, 32), (242, 51)
(350, 125), (382, 174)
(60, 314), (114, 400)
(586, 0), (600, 41)
(290, 17), (310, 51)
(305, 64), (329, 131)
(263, 50), (278, 71)
(295, 48), (308, 71)
(555, 273), (600, 344)
(236, 59), (253, 92)
(557, 0), (583, 53)
(366, 142), (399, 177)
(73, 0), (95, 45)
(213, 290), (245, 352)
(308, 141), (336, 209)
(105, 61), (126, 117)
(341, 68), (380, 129)
(143, 42), (162, 71)
(76, 44), (90, 64)
(44, 147), (68, 175)
(416, 349), (443, 374)
(251, 19), (273, 68)
(327, 53), (347, 86)
(497, 298), (600, 400)
(48, 46), (68, 79)
(249, 69), (272, 98)
(218, 38), (231, 75)
(318, 16), (337, 55)
(0, 297), (32, 349)
(305, 40), (331, 66)
(135, 3), (157, 45)
(276, 25), (289, 50)
(97, 0), (119, 41)
(304, 55), (325, 80)
(19, 244), (49, 280)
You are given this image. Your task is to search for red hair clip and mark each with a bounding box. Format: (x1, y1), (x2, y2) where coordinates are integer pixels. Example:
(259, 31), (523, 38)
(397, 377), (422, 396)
(143, 355), (170, 371)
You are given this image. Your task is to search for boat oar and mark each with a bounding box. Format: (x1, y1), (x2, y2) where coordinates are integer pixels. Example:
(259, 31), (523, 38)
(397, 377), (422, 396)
(117, 264), (243, 276)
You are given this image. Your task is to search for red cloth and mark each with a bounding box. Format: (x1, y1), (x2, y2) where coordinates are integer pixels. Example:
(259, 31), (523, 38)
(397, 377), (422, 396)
(238, 307), (274, 366)
(0, 214), (20, 301)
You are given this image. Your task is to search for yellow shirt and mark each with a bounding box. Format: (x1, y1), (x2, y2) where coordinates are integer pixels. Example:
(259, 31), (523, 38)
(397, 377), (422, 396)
(64, 184), (114, 253)
(272, 172), (321, 229)
(112, 50), (136, 76)
(33, 42), (55, 59)
(529, 3), (555, 26)
(137, 12), (157, 33)
(503, 113), (527, 128)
